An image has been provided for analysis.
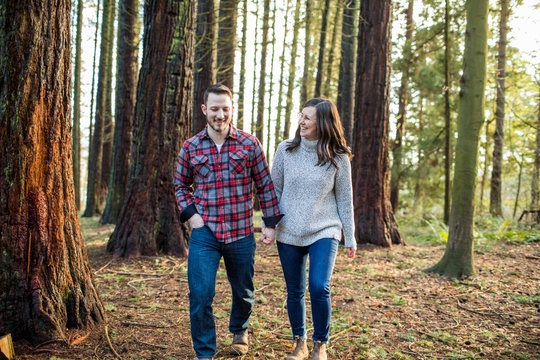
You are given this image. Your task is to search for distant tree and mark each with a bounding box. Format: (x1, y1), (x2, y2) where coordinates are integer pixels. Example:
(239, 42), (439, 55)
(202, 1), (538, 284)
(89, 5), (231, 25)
(193, 0), (217, 134)
(83, 0), (115, 217)
(250, 2), (260, 134)
(101, 0), (141, 224)
(489, 0), (510, 217)
(275, 0), (292, 145)
(300, 0), (311, 104)
(216, 0), (239, 88)
(324, 0), (342, 97)
(266, 0), (277, 158)
(87, 0), (102, 178)
(390, 0), (414, 212)
(444, 0), (452, 223)
(337, 0), (358, 146)
(532, 88), (540, 209)
(237, 0), (248, 130)
(0, 0), (105, 341)
(283, 0), (302, 141)
(107, 0), (195, 257)
(352, 0), (402, 247)
(256, 0), (270, 143)
(314, 0), (330, 96)
(428, 0), (489, 277)
(73, 0), (84, 209)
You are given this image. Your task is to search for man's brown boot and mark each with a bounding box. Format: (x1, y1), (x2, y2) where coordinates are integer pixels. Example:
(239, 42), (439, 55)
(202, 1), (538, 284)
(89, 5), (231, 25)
(311, 341), (327, 360)
(230, 332), (249, 355)
(286, 337), (308, 360)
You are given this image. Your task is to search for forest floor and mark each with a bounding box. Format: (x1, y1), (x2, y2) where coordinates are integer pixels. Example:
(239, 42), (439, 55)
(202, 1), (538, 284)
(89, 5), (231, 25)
(13, 216), (540, 360)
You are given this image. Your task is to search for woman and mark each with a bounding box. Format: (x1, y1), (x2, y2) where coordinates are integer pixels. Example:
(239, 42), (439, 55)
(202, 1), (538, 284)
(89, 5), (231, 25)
(264, 98), (356, 360)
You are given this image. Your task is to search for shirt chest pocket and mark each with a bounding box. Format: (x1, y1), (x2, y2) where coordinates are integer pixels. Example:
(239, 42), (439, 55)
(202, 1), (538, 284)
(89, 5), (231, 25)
(229, 150), (248, 175)
(191, 154), (210, 177)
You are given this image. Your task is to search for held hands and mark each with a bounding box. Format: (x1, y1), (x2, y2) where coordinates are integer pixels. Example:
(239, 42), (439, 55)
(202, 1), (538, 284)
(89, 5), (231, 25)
(346, 247), (356, 258)
(259, 226), (276, 245)
(189, 213), (205, 229)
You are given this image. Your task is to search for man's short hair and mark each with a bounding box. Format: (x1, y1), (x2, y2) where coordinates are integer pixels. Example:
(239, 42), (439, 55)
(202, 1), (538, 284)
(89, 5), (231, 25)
(204, 84), (233, 104)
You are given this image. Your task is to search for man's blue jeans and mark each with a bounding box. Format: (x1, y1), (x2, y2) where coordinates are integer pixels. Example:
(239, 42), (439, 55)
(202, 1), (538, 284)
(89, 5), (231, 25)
(188, 226), (256, 358)
(277, 238), (339, 343)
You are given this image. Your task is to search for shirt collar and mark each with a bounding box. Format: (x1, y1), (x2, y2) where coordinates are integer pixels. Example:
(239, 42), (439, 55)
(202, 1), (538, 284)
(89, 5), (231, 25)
(199, 124), (238, 141)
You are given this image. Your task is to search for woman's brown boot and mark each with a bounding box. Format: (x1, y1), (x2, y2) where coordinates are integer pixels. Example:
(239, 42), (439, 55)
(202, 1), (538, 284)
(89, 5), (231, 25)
(311, 341), (327, 360)
(286, 337), (308, 360)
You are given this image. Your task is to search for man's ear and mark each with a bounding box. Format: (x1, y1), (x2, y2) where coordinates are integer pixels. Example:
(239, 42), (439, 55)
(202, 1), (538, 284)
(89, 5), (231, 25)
(201, 104), (207, 115)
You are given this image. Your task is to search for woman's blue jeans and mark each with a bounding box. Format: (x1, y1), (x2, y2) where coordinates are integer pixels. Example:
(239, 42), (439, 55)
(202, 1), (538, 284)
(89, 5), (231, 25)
(277, 238), (339, 343)
(188, 226), (255, 358)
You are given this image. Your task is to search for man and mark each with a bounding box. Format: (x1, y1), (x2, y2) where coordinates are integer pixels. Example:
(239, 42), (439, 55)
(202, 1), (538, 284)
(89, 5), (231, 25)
(174, 84), (282, 360)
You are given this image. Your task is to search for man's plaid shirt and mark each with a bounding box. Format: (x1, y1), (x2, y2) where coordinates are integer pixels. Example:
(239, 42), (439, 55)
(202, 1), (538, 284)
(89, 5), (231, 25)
(174, 125), (283, 243)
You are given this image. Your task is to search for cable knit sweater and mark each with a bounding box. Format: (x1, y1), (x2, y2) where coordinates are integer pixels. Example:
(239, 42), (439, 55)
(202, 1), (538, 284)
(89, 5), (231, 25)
(271, 138), (356, 250)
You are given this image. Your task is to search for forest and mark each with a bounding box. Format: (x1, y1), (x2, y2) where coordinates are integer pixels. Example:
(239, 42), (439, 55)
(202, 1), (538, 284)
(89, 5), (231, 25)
(0, 0), (539, 359)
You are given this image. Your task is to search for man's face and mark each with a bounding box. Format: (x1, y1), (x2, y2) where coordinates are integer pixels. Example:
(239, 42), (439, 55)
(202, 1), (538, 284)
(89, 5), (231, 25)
(202, 93), (233, 134)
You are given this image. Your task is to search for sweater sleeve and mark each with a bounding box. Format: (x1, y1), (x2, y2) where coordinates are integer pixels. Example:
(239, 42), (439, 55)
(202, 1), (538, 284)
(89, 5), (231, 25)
(335, 155), (356, 250)
(270, 141), (286, 202)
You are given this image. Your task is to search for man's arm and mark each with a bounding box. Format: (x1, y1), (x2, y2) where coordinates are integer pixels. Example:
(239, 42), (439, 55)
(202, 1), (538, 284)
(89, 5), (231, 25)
(174, 144), (199, 223)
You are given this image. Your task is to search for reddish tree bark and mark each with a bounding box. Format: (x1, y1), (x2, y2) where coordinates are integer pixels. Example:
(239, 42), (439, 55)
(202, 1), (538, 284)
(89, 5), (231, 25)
(107, 0), (195, 257)
(352, 0), (402, 247)
(0, 0), (105, 341)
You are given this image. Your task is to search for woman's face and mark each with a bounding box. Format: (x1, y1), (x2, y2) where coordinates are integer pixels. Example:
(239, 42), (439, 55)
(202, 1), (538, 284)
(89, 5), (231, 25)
(298, 106), (318, 140)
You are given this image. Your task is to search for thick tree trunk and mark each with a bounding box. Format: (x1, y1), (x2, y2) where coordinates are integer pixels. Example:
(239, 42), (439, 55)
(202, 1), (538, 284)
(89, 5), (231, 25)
(101, 0), (141, 224)
(352, 0), (402, 247)
(73, 0), (83, 209)
(336, 0), (358, 147)
(390, 0), (414, 212)
(83, 0), (115, 217)
(237, 0), (248, 130)
(216, 0), (238, 89)
(314, 0), (330, 97)
(193, 0), (217, 135)
(0, 0), (105, 341)
(428, 0), (489, 278)
(489, 0), (509, 218)
(283, 0), (301, 141)
(256, 0), (270, 143)
(107, 0), (195, 258)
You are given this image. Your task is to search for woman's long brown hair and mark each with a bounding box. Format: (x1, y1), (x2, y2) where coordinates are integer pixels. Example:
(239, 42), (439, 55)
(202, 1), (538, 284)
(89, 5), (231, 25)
(286, 98), (352, 168)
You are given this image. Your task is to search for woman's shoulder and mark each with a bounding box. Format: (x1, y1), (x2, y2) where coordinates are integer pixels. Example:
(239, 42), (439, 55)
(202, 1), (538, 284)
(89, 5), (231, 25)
(276, 139), (295, 153)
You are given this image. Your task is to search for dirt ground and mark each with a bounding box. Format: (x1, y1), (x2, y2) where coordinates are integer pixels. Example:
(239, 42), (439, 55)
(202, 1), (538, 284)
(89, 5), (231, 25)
(13, 219), (540, 359)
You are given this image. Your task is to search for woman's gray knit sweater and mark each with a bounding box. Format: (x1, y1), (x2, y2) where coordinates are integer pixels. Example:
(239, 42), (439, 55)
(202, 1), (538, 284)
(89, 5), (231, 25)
(271, 138), (356, 250)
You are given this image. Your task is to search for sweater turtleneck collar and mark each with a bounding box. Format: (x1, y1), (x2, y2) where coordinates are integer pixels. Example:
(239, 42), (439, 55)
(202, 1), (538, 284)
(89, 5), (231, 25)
(300, 137), (318, 152)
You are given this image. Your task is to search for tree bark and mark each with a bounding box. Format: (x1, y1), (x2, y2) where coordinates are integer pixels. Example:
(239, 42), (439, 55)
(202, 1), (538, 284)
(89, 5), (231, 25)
(256, 0), (270, 143)
(428, 0), (489, 277)
(489, 0), (509, 218)
(250, 3), (260, 134)
(83, 0), (115, 217)
(300, 0), (311, 105)
(73, 0), (84, 209)
(216, 0), (239, 89)
(532, 89), (540, 209)
(283, 0), (301, 141)
(314, 0), (330, 97)
(101, 0), (141, 224)
(443, 0), (452, 224)
(193, 0), (217, 135)
(0, 0), (105, 341)
(324, 0), (342, 97)
(337, 0), (358, 147)
(352, 0), (402, 247)
(275, 0), (292, 146)
(390, 0), (414, 212)
(107, 0), (195, 258)
(266, 0), (277, 159)
(237, 0), (248, 130)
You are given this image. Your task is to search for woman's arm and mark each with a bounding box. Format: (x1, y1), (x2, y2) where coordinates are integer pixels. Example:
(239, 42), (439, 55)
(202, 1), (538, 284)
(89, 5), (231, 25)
(335, 156), (356, 251)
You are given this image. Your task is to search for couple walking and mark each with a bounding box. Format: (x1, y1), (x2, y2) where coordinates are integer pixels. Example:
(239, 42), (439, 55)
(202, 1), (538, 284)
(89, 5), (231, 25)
(174, 84), (356, 360)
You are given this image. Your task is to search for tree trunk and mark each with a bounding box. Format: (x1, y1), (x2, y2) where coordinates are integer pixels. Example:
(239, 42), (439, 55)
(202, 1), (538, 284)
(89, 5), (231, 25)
(489, 0), (509, 218)
(100, 0), (117, 210)
(352, 0), (402, 247)
(336, 0), (358, 147)
(324, 0), (341, 97)
(390, 0), (414, 212)
(0, 0), (105, 342)
(250, 3), (260, 135)
(443, 0), (452, 224)
(101, 0), (141, 224)
(531, 90), (540, 209)
(275, 0), (291, 146)
(83, 0), (115, 217)
(314, 0), (330, 97)
(107, 0), (195, 257)
(193, 0), (217, 135)
(73, 0), (84, 209)
(513, 155), (523, 218)
(266, 0), (277, 159)
(237, 0), (248, 130)
(216, 0), (239, 89)
(283, 0), (301, 141)
(300, 0), (311, 105)
(428, 0), (489, 278)
(256, 0), (270, 143)
(479, 119), (493, 210)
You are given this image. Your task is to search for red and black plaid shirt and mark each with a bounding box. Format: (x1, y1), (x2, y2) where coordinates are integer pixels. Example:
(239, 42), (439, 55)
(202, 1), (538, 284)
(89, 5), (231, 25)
(174, 125), (283, 243)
